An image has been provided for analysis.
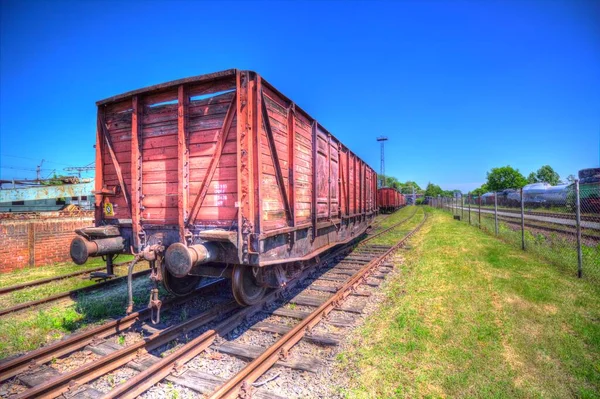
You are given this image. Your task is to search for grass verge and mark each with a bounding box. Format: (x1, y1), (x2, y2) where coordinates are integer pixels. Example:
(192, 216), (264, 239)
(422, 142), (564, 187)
(0, 261), (156, 360)
(338, 208), (600, 398)
(373, 206), (417, 231)
(457, 208), (600, 282)
(0, 255), (137, 309)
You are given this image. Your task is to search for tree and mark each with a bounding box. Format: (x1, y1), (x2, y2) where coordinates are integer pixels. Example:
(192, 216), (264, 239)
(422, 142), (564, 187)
(400, 181), (420, 194)
(486, 166), (527, 191)
(535, 165), (560, 186)
(424, 182), (443, 198)
(404, 181), (421, 191)
(377, 175), (400, 189)
(565, 174), (576, 183)
(527, 172), (538, 184)
(471, 184), (488, 197)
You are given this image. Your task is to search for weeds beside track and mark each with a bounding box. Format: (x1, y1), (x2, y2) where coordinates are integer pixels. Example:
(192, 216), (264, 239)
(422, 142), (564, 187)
(2, 207), (424, 399)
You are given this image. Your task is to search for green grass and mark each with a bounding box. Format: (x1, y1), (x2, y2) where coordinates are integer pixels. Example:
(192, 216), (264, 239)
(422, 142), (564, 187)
(339, 208), (600, 398)
(0, 257), (110, 289)
(0, 255), (140, 309)
(373, 206), (418, 232)
(457, 208), (600, 282)
(0, 271), (162, 359)
(369, 207), (425, 247)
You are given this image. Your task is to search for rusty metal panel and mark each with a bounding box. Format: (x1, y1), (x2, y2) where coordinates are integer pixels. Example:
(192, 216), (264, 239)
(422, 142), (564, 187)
(131, 96), (142, 250)
(95, 111), (104, 226)
(177, 85), (189, 242)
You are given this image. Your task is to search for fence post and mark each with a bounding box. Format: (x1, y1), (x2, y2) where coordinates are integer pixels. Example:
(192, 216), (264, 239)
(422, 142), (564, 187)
(462, 195), (464, 220)
(478, 195), (481, 229)
(468, 193), (471, 225)
(494, 191), (498, 235)
(520, 187), (525, 250)
(575, 179), (583, 278)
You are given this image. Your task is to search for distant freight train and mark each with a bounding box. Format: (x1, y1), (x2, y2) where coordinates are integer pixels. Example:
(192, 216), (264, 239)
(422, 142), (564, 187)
(69, 69), (378, 320)
(377, 187), (405, 213)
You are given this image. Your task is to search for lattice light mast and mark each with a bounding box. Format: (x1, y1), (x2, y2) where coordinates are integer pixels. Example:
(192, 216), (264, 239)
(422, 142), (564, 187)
(377, 136), (388, 188)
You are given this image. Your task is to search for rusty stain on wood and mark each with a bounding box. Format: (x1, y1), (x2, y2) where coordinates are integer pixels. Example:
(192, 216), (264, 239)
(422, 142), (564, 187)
(92, 70), (378, 265)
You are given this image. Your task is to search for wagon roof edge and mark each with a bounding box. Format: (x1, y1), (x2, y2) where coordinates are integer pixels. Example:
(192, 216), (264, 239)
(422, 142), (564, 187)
(96, 68), (238, 106)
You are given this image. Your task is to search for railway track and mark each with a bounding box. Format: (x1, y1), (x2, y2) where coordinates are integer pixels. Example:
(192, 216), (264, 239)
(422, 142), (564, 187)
(0, 279), (227, 382)
(477, 213), (600, 242)
(464, 206), (600, 223)
(1, 207), (425, 399)
(0, 260), (132, 296)
(457, 206), (600, 230)
(0, 209), (416, 316)
(367, 206), (409, 232)
(0, 268), (150, 317)
(368, 206), (416, 236)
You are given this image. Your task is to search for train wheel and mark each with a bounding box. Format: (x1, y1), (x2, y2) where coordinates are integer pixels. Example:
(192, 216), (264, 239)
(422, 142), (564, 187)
(161, 262), (201, 296)
(231, 265), (266, 306)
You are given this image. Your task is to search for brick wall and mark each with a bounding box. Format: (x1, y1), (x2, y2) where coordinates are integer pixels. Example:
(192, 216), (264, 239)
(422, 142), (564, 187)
(0, 216), (94, 272)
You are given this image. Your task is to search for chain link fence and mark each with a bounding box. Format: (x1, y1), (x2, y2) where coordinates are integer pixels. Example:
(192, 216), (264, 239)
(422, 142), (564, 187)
(428, 179), (600, 283)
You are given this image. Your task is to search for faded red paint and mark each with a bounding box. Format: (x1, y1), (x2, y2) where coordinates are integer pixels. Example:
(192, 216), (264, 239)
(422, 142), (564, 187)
(378, 187), (405, 212)
(94, 69), (378, 264)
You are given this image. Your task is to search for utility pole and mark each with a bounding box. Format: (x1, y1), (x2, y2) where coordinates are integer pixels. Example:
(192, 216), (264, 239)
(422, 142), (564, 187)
(377, 136), (388, 188)
(36, 159), (45, 182)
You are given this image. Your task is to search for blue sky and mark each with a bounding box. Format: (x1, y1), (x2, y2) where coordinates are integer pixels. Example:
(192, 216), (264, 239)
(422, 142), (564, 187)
(1, 0), (598, 192)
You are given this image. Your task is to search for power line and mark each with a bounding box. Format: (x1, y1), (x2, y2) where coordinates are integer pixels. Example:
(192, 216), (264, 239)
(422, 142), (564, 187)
(0, 166), (53, 172)
(0, 154), (72, 167)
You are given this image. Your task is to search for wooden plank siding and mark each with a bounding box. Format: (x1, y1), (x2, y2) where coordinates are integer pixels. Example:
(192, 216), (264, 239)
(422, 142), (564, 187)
(102, 100), (133, 221)
(94, 70), (377, 260)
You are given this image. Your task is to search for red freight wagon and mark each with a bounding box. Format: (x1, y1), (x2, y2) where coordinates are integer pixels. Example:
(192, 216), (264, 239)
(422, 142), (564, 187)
(377, 187), (404, 213)
(70, 69), (378, 316)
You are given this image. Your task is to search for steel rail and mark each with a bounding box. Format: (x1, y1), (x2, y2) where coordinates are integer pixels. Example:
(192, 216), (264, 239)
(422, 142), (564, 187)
(361, 207), (418, 243)
(462, 206), (599, 223)
(9, 232), (370, 399)
(0, 260), (131, 296)
(14, 300), (239, 399)
(482, 214), (600, 241)
(0, 279), (226, 383)
(9, 208), (421, 399)
(209, 210), (427, 398)
(367, 210), (394, 231)
(101, 209), (425, 399)
(0, 269), (151, 317)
